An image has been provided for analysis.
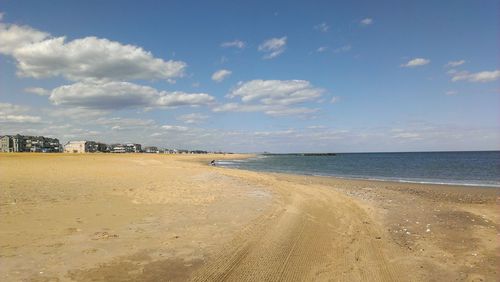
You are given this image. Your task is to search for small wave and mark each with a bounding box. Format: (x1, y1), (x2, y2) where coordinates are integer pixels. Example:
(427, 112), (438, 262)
(392, 178), (500, 188)
(227, 159), (249, 163)
(311, 174), (500, 188)
(216, 161), (238, 165)
(217, 153), (500, 188)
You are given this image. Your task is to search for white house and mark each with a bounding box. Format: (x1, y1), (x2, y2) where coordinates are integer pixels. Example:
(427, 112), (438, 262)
(64, 141), (90, 153)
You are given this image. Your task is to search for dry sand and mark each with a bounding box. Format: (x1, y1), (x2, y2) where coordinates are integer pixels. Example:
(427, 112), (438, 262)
(0, 153), (498, 281)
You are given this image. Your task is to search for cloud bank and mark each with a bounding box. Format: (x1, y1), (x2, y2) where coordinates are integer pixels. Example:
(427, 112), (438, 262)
(0, 22), (186, 82)
(0, 102), (42, 123)
(49, 81), (215, 109)
(214, 79), (324, 117)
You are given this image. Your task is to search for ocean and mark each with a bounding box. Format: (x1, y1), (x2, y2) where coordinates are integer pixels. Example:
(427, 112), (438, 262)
(218, 151), (500, 187)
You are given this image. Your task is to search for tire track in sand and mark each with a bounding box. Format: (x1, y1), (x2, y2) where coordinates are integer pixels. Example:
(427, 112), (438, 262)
(190, 171), (403, 281)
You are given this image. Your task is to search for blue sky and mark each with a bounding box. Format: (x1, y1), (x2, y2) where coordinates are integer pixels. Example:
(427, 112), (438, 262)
(0, 0), (498, 152)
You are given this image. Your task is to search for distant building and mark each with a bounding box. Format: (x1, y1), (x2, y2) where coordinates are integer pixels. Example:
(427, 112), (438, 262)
(110, 144), (126, 153)
(125, 143), (142, 153)
(163, 149), (179, 154)
(109, 143), (141, 153)
(0, 135), (12, 152)
(24, 136), (60, 152)
(190, 150), (208, 154)
(1, 134), (28, 152)
(93, 142), (108, 152)
(0, 135), (60, 152)
(1, 135), (213, 155)
(144, 146), (159, 153)
(64, 141), (109, 153)
(64, 141), (91, 153)
(12, 135), (26, 152)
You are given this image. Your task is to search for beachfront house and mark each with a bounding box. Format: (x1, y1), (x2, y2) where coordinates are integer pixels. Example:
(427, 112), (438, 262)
(64, 141), (110, 153)
(125, 143), (142, 153)
(144, 146), (159, 153)
(0, 135), (14, 152)
(110, 144), (125, 153)
(64, 141), (91, 153)
(0, 134), (60, 152)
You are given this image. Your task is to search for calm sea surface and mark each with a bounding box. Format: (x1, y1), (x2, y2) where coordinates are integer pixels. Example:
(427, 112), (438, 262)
(218, 151), (500, 187)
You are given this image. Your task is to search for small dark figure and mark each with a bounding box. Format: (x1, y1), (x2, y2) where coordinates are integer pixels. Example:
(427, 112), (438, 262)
(210, 160), (216, 166)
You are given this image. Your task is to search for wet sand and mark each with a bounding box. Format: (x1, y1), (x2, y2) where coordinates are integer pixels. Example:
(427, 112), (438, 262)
(0, 153), (498, 281)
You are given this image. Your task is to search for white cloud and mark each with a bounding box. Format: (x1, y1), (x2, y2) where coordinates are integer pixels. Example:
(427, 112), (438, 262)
(0, 22), (49, 54)
(220, 40), (245, 49)
(316, 46), (328, 53)
(450, 70), (500, 83)
(213, 79), (324, 117)
(252, 129), (296, 137)
(307, 125), (326, 129)
(330, 96), (340, 103)
(0, 102), (41, 123)
(24, 87), (49, 96)
(445, 60), (465, 68)
(0, 12), (4, 21)
(212, 103), (317, 117)
(1, 103), (498, 152)
(96, 117), (155, 127)
(0, 102), (29, 114)
(87, 117), (158, 134)
(258, 37), (287, 59)
(314, 22), (329, 32)
(401, 58), (430, 68)
(213, 103), (269, 113)
(49, 80), (215, 109)
(15, 37), (186, 81)
(161, 125), (189, 131)
(176, 113), (209, 124)
(0, 22), (186, 81)
(333, 45), (351, 53)
(0, 114), (41, 123)
(211, 69), (232, 82)
(228, 79), (324, 106)
(392, 132), (421, 139)
(360, 18), (373, 26)
(264, 107), (318, 117)
(47, 107), (108, 119)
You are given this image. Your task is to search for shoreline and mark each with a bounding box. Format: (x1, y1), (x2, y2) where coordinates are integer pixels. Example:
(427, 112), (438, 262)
(216, 164), (498, 206)
(216, 155), (500, 189)
(1, 153), (498, 281)
(212, 164), (498, 280)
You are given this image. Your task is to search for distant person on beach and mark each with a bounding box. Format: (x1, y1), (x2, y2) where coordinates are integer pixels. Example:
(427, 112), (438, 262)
(210, 160), (216, 166)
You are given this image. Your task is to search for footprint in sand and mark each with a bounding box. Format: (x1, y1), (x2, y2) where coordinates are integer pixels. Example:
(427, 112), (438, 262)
(91, 231), (119, 240)
(82, 248), (99, 254)
(65, 227), (81, 235)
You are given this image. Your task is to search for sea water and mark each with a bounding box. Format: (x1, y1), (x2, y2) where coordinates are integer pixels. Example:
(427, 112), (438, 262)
(218, 151), (500, 187)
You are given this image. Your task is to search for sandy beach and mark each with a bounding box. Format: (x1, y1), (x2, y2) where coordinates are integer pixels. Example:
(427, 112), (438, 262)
(0, 153), (498, 281)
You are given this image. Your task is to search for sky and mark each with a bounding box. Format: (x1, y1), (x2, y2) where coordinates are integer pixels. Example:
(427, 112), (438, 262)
(0, 0), (498, 153)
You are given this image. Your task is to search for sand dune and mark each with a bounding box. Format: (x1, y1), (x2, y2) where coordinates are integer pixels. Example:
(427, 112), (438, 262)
(0, 154), (497, 281)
